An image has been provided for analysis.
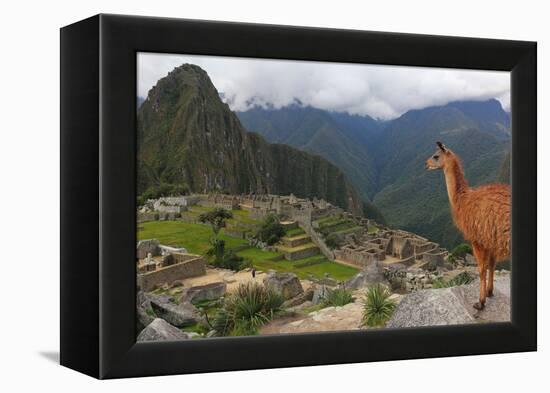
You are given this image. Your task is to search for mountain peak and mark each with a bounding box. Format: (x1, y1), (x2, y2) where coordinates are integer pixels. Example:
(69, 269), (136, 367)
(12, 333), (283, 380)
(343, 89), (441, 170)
(137, 64), (364, 215)
(446, 99), (509, 128)
(147, 64), (218, 100)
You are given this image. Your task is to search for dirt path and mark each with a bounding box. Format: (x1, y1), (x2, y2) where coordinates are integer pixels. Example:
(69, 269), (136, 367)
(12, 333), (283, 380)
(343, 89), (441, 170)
(179, 267), (268, 292)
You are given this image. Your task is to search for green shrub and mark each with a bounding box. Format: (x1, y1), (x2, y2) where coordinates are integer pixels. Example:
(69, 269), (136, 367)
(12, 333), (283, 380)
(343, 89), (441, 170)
(205, 238), (249, 271)
(325, 233), (343, 249)
(211, 282), (284, 336)
(361, 284), (396, 327)
(322, 287), (354, 307)
(199, 208), (233, 235)
(206, 238), (226, 263)
(255, 214), (286, 245)
(450, 243), (472, 259)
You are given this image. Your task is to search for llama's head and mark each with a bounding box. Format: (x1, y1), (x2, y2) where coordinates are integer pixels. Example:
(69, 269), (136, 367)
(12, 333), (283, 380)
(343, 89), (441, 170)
(425, 141), (452, 170)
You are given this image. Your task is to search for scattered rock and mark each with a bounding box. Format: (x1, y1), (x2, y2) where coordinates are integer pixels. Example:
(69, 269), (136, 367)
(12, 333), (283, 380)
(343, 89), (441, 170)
(264, 272), (304, 300)
(311, 285), (329, 305)
(345, 262), (387, 290)
(283, 288), (314, 307)
(261, 301), (364, 334)
(287, 300), (314, 313)
(182, 282), (227, 304)
(150, 298), (201, 327)
(137, 318), (192, 342)
(137, 306), (154, 333)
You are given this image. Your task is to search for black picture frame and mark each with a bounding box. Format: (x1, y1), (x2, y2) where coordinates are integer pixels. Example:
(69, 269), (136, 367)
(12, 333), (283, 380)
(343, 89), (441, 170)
(60, 14), (537, 379)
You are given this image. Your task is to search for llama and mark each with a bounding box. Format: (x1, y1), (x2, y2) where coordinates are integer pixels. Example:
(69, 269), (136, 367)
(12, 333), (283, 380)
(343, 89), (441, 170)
(425, 141), (510, 310)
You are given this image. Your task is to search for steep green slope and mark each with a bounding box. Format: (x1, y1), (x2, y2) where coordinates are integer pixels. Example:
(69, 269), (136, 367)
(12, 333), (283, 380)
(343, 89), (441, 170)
(237, 105), (381, 201)
(137, 64), (363, 215)
(372, 104), (510, 248)
(238, 100), (510, 249)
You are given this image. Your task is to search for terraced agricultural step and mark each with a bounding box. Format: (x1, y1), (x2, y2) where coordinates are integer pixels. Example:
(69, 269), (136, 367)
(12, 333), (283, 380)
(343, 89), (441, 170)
(280, 220), (298, 230)
(285, 227), (305, 237)
(275, 242), (320, 261)
(282, 234), (311, 248)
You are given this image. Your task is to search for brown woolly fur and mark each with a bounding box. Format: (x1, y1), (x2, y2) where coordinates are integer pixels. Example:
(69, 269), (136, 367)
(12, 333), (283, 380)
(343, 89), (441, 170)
(426, 142), (510, 310)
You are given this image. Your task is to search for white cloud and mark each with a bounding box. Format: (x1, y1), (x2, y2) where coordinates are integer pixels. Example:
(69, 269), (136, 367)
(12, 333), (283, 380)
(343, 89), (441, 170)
(137, 53), (510, 120)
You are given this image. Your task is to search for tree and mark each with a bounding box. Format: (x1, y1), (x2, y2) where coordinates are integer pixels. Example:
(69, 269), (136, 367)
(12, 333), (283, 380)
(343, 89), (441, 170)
(199, 208), (233, 236)
(255, 214), (286, 245)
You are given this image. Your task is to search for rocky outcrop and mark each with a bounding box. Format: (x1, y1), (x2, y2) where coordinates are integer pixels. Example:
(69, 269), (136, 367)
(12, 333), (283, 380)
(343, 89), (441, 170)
(261, 302), (364, 335)
(283, 288), (314, 307)
(263, 272), (304, 300)
(137, 318), (192, 342)
(387, 275), (510, 328)
(182, 282), (226, 304)
(149, 298), (201, 328)
(345, 262), (387, 290)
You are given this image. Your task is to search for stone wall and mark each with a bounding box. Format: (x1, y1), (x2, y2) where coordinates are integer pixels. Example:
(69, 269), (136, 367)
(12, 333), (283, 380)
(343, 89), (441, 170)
(137, 239), (160, 259)
(137, 254), (206, 291)
(334, 245), (378, 267)
(301, 218), (335, 261)
(422, 251), (447, 269)
(284, 246), (319, 261)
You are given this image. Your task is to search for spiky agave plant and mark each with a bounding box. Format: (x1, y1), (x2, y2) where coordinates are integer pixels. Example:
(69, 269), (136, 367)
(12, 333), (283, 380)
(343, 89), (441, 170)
(211, 282), (284, 336)
(361, 284), (396, 328)
(322, 287), (354, 307)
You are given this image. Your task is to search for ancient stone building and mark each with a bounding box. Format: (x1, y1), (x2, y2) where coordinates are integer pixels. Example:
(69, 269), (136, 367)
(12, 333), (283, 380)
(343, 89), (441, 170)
(136, 239), (205, 291)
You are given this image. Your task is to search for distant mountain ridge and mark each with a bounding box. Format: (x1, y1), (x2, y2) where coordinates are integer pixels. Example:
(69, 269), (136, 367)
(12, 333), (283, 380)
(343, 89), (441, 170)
(237, 98), (511, 248)
(137, 64), (363, 215)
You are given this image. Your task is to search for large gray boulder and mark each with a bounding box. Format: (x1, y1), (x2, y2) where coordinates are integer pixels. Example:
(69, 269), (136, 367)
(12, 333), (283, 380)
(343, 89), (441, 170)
(182, 282), (227, 304)
(387, 275), (510, 328)
(283, 288), (314, 307)
(137, 318), (192, 342)
(137, 306), (154, 333)
(263, 272), (304, 300)
(311, 285), (329, 305)
(149, 298), (201, 327)
(345, 262), (387, 290)
(136, 291), (156, 332)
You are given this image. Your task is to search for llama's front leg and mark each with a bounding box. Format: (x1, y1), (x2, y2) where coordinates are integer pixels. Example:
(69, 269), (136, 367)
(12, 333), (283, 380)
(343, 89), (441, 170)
(475, 266), (487, 310)
(472, 243), (487, 310)
(487, 256), (496, 298)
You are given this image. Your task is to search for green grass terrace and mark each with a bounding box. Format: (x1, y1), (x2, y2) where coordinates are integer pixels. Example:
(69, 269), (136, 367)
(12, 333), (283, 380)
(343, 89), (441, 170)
(137, 212), (359, 281)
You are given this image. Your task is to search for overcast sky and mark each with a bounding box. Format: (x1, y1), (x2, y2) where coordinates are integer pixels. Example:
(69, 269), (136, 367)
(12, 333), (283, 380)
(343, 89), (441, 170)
(137, 52), (510, 120)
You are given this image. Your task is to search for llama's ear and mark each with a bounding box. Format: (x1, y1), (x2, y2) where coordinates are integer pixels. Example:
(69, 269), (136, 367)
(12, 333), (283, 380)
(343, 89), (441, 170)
(436, 141), (447, 152)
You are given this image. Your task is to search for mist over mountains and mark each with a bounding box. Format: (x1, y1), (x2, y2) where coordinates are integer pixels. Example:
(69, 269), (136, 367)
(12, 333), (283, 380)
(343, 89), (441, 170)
(138, 64), (511, 249)
(137, 64), (363, 216)
(237, 99), (510, 249)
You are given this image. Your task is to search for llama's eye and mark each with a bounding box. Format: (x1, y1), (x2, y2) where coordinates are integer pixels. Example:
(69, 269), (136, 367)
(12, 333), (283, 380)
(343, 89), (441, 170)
(433, 155), (439, 160)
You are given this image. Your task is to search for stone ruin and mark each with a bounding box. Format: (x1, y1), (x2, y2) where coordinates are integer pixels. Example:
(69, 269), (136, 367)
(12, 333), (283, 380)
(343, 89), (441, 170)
(138, 192), (344, 226)
(136, 239), (206, 291)
(198, 194), (240, 210)
(141, 195), (201, 214)
(333, 228), (448, 270)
